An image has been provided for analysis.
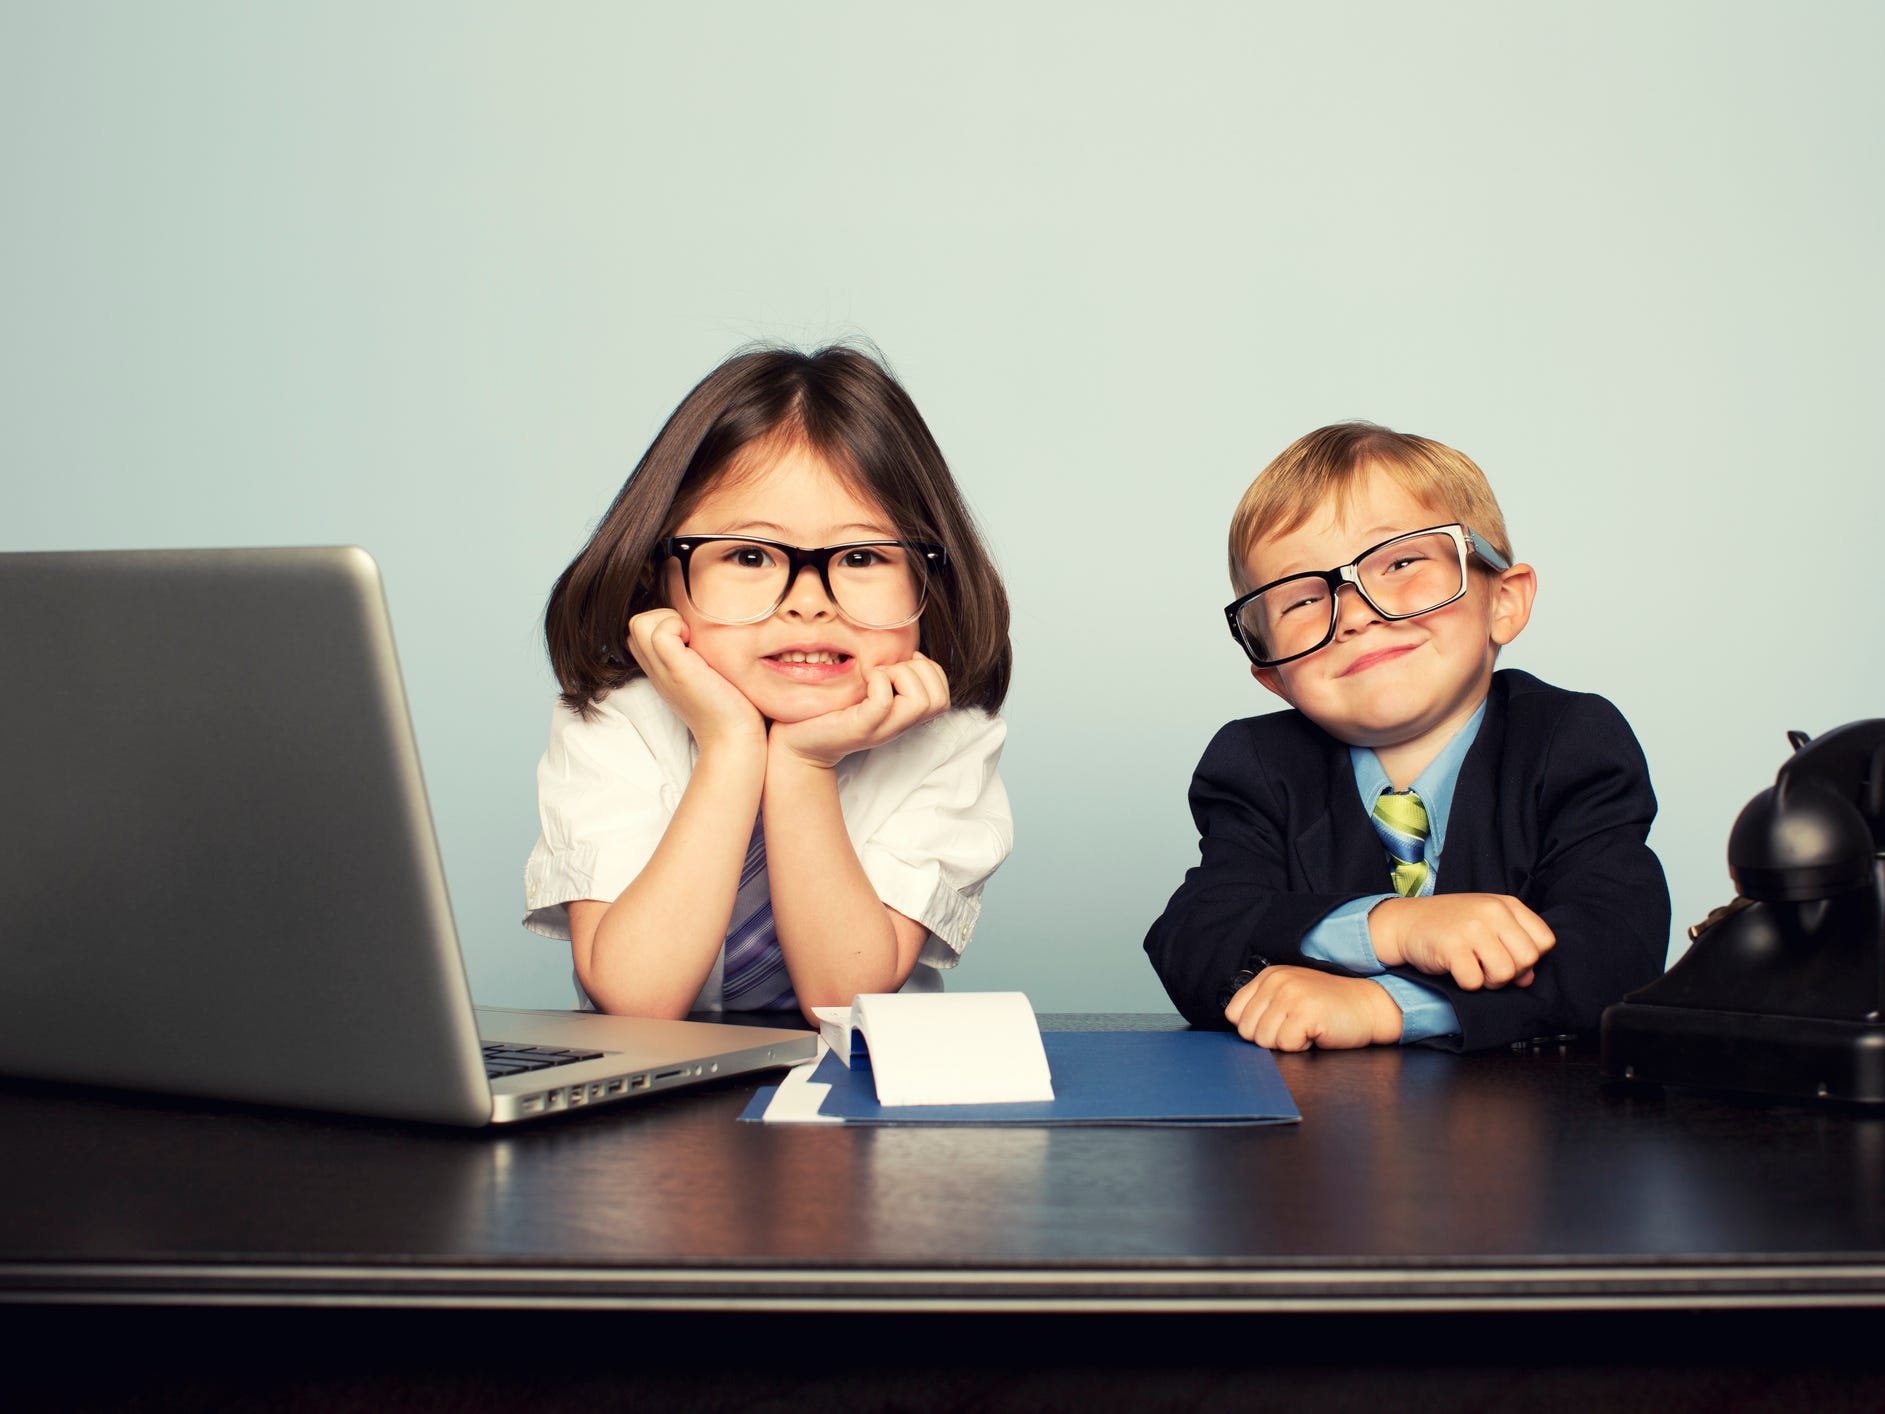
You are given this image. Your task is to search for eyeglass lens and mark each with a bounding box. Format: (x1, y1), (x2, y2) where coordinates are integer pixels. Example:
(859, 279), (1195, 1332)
(1237, 529), (1466, 663)
(686, 541), (928, 628)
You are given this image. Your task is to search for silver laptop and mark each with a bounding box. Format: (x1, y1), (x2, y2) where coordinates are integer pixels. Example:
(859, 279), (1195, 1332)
(0, 547), (815, 1125)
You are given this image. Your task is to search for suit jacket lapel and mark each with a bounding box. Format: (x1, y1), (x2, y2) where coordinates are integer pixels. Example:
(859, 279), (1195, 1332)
(1447, 674), (1508, 840)
(1292, 734), (1393, 893)
(1437, 671), (1511, 889)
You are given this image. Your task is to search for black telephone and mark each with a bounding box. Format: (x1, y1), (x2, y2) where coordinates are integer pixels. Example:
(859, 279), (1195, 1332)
(1601, 718), (1885, 1104)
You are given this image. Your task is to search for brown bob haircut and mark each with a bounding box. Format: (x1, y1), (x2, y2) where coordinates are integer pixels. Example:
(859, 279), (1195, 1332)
(1229, 421), (1514, 594)
(545, 345), (1012, 717)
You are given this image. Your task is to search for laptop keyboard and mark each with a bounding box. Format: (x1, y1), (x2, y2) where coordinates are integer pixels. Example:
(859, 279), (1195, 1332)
(482, 1042), (605, 1079)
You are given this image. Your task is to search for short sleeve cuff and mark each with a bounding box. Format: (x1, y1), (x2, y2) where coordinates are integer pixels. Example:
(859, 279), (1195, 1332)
(523, 903), (572, 941)
(522, 841), (612, 943)
(857, 841), (991, 971)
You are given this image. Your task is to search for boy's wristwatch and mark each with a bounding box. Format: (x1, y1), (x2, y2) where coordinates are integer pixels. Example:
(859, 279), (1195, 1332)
(1218, 956), (1273, 1010)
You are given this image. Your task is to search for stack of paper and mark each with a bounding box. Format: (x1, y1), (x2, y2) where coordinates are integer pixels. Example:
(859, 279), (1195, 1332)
(815, 991), (1054, 1105)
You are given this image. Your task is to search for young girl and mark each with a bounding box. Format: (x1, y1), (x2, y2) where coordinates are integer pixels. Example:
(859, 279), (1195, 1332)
(523, 345), (1013, 1022)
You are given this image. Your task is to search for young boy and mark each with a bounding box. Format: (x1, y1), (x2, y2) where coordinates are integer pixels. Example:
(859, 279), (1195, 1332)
(1144, 423), (1669, 1052)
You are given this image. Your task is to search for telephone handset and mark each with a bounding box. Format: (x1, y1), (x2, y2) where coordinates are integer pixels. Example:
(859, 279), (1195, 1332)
(1601, 718), (1885, 1104)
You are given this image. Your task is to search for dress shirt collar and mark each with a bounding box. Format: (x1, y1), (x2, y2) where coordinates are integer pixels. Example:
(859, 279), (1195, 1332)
(1348, 697), (1489, 855)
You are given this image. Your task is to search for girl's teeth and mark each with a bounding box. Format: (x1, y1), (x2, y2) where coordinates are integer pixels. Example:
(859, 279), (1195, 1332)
(776, 651), (842, 664)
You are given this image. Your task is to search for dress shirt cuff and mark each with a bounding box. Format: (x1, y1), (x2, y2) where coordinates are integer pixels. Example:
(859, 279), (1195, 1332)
(1375, 974), (1461, 1044)
(1299, 896), (1392, 974)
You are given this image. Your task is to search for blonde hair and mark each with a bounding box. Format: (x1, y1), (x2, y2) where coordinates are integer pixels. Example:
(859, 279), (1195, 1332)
(1229, 422), (1513, 592)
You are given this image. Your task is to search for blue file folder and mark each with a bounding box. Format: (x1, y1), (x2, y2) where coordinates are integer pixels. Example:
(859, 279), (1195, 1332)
(739, 1030), (1301, 1126)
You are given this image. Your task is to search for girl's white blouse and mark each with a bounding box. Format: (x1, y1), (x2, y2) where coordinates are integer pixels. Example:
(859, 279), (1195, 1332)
(522, 677), (1013, 1009)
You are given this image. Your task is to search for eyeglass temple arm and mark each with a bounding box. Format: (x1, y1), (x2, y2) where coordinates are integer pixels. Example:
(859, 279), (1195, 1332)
(1463, 527), (1510, 572)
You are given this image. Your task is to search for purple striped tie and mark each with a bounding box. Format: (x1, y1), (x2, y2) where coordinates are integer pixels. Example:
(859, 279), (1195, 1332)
(720, 817), (798, 1011)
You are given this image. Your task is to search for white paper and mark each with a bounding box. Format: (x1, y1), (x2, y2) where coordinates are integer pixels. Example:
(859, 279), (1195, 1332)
(812, 1005), (859, 1066)
(759, 1042), (843, 1123)
(852, 992), (1054, 1107)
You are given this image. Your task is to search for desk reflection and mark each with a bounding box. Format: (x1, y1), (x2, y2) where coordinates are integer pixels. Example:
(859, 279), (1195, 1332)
(6, 1032), (1885, 1278)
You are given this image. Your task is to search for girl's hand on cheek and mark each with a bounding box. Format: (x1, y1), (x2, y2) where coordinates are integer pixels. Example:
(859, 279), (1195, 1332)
(627, 609), (764, 755)
(770, 652), (950, 770)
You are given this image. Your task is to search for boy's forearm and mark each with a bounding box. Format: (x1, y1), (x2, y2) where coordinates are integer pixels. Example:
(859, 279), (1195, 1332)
(1402, 850), (1668, 1050)
(1423, 702), (1670, 1049)
(1150, 721), (1379, 1026)
(1145, 876), (1385, 1027)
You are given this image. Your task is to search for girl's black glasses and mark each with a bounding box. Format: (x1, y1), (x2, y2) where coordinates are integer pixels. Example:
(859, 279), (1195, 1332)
(657, 535), (946, 630)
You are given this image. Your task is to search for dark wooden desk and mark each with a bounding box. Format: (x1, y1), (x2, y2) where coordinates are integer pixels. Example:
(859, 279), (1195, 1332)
(7, 1015), (1885, 1409)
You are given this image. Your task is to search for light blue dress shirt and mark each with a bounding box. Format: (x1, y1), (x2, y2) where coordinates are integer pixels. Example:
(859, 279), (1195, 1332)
(1298, 700), (1489, 1043)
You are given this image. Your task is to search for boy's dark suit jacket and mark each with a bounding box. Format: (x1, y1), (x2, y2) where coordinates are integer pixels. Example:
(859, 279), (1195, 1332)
(1144, 669), (1669, 1052)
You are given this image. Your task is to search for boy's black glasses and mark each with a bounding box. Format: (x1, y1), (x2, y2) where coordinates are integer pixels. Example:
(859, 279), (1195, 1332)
(1224, 524), (1511, 668)
(657, 535), (946, 630)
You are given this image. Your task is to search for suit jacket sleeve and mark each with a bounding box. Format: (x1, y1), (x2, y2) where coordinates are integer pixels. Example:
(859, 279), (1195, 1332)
(1393, 691), (1670, 1051)
(1143, 718), (1380, 1028)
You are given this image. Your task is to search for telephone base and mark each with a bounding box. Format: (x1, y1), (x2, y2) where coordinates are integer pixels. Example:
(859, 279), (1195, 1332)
(1601, 1002), (1885, 1106)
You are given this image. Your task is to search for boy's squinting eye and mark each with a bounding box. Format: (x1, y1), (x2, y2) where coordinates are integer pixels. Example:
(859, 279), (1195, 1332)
(1382, 552), (1429, 575)
(1280, 587), (1328, 617)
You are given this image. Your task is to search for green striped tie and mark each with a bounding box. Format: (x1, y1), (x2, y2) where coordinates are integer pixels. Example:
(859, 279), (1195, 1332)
(1370, 788), (1434, 898)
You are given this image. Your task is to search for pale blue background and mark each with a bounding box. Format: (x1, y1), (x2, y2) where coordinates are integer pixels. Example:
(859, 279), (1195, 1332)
(5, 2), (1880, 1012)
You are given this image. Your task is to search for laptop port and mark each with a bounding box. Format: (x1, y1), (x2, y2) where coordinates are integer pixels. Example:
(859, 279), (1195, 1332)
(605, 1079), (626, 1096)
(630, 1075), (650, 1090)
